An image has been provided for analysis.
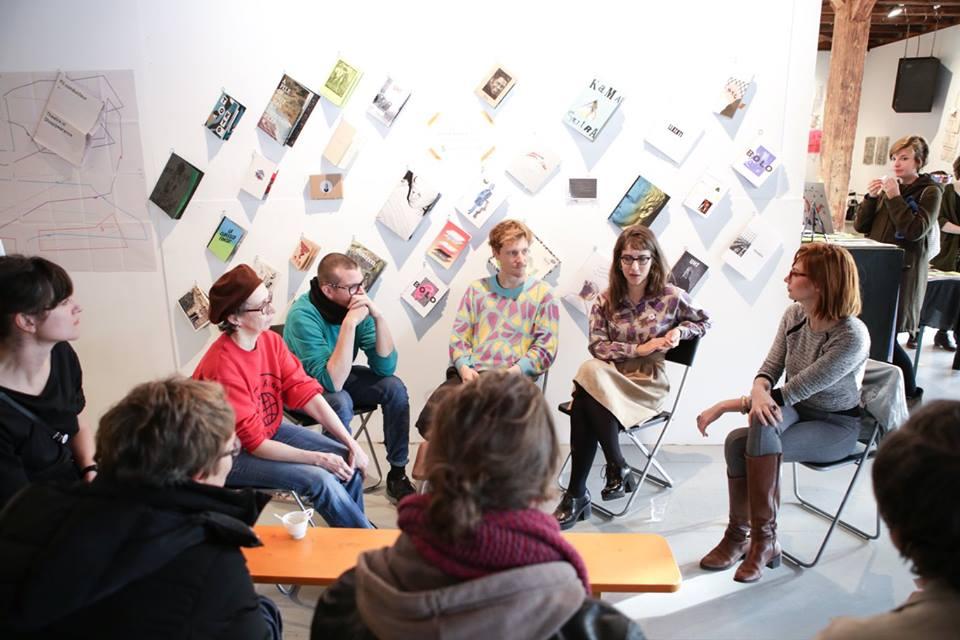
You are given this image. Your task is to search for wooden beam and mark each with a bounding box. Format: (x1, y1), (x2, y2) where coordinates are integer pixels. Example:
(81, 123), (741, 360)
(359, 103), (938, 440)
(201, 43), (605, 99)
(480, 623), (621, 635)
(821, 0), (878, 230)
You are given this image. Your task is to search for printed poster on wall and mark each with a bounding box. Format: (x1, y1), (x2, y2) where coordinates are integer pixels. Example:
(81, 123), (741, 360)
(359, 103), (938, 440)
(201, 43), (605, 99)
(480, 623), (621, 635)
(645, 117), (703, 164)
(455, 174), (507, 229)
(257, 74), (319, 147)
(505, 145), (561, 193)
(376, 169), (442, 240)
(148, 152), (204, 220)
(609, 175), (670, 228)
(683, 172), (728, 217)
(561, 251), (611, 315)
(732, 140), (781, 188)
(724, 215), (781, 280)
(400, 269), (450, 317)
(427, 219), (472, 269)
(239, 151), (278, 200)
(206, 215), (247, 263)
(563, 78), (623, 141)
(670, 250), (709, 293)
(346, 240), (387, 289)
(205, 90), (246, 140)
(177, 284), (211, 331)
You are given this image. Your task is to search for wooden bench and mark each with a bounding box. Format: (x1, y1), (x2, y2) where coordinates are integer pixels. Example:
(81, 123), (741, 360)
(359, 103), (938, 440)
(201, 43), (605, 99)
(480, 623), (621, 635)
(243, 526), (681, 597)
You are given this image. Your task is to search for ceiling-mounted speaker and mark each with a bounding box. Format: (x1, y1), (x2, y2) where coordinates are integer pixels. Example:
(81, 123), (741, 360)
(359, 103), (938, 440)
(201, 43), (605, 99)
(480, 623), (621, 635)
(892, 57), (940, 113)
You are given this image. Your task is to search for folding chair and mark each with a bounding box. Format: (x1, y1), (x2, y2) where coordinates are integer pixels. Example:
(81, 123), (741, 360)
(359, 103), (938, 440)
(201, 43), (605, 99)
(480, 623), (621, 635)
(270, 324), (384, 493)
(781, 414), (883, 568)
(557, 337), (700, 519)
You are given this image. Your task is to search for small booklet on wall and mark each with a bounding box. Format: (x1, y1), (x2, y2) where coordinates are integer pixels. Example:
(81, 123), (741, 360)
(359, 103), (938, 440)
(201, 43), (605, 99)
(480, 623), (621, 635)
(563, 78), (623, 142)
(206, 215), (247, 263)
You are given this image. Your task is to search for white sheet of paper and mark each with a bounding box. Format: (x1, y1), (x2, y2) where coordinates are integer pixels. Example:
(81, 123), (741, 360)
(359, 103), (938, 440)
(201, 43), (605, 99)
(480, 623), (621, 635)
(455, 174), (508, 229)
(505, 146), (561, 193)
(240, 152), (278, 200)
(562, 251), (611, 315)
(645, 117), (703, 164)
(724, 215), (781, 280)
(48, 72), (104, 133)
(33, 107), (87, 166)
(683, 172), (729, 216)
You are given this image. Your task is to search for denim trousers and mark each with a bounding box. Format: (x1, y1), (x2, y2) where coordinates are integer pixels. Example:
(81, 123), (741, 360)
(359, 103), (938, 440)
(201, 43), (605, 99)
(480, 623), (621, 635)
(226, 422), (371, 528)
(323, 365), (410, 467)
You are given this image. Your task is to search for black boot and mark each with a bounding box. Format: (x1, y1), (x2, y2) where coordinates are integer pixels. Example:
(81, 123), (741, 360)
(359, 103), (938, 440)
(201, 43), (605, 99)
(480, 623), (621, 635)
(386, 467), (416, 502)
(600, 463), (637, 501)
(934, 330), (957, 352)
(553, 490), (592, 530)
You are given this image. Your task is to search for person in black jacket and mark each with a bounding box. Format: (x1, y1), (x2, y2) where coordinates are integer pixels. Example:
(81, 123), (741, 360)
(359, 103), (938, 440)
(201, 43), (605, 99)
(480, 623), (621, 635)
(311, 371), (645, 640)
(0, 377), (282, 639)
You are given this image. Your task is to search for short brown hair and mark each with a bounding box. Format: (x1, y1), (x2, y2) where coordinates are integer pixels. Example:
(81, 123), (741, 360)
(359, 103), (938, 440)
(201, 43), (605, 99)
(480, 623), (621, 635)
(604, 225), (670, 319)
(0, 255), (73, 344)
(793, 244), (861, 321)
(488, 219), (532, 253)
(316, 252), (359, 284)
(425, 371), (559, 542)
(96, 377), (235, 486)
(873, 400), (960, 590)
(889, 135), (929, 169)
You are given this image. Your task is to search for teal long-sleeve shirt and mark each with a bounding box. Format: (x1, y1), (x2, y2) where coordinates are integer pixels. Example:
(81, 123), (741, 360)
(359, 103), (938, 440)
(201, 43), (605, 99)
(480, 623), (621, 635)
(283, 294), (398, 391)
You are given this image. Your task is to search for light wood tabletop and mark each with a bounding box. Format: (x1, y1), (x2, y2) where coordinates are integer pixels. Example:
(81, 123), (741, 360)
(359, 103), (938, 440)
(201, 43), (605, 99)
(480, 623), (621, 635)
(243, 526), (681, 595)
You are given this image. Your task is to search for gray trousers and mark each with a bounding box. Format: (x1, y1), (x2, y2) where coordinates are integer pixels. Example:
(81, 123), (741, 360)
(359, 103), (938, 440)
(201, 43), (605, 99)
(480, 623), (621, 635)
(724, 404), (862, 477)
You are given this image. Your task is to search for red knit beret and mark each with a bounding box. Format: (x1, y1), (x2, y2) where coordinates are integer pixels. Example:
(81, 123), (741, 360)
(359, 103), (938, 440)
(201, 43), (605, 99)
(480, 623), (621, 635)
(208, 264), (262, 324)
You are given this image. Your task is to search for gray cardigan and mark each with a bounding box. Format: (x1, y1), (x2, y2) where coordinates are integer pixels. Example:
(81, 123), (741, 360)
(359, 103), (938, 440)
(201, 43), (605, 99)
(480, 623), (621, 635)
(756, 304), (870, 412)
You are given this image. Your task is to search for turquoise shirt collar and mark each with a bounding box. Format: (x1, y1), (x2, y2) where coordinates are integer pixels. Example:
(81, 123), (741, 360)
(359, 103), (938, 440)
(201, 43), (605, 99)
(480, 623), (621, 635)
(487, 275), (534, 299)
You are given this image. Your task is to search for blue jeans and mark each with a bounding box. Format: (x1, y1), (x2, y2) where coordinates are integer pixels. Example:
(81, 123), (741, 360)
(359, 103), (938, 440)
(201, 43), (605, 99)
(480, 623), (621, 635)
(323, 366), (410, 467)
(226, 422), (371, 528)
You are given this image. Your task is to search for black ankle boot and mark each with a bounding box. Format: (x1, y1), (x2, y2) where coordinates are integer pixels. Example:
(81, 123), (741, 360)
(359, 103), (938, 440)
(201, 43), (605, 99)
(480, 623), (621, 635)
(600, 463), (637, 501)
(553, 490), (592, 530)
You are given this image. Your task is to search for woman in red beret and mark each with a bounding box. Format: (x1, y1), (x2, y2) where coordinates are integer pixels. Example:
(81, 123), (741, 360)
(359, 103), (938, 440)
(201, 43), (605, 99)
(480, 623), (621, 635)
(193, 265), (371, 528)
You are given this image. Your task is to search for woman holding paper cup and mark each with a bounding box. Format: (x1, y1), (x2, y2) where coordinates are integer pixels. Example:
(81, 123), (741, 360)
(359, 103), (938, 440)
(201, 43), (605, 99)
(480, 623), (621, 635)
(696, 243), (870, 583)
(854, 135), (943, 401)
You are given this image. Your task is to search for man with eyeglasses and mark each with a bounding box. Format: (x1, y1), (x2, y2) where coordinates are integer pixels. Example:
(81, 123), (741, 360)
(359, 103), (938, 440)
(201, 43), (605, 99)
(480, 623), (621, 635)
(284, 253), (415, 502)
(415, 219), (560, 436)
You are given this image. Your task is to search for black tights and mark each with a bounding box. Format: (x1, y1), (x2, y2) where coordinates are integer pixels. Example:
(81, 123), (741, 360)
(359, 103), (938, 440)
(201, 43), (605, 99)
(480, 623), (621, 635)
(567, 383), (625, 498)
(891, 340), (918, 397)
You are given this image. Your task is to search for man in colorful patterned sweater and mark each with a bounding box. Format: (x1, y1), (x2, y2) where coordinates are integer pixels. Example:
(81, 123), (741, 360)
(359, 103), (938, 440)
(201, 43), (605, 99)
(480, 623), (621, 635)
(415, 219), (560, 436)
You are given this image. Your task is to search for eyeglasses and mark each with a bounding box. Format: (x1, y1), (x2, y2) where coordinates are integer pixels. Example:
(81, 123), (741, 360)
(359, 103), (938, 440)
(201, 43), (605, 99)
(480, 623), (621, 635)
(620, 255), (653, 266)
(325, 281), (364, 296)
(239, 293), (273, 315)
(787, 269), (808, 280)
(220, 439), (241, 459)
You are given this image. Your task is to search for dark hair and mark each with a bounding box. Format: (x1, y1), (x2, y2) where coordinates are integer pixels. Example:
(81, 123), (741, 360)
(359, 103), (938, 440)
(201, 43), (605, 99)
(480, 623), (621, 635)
(425, 371), (559, 542)
(872, 400), (960, 590)
(604, 225), (669, 319)
(317, 252), (360, 284)
(0, 255), (74, 343)
(96, 377), (235, 486)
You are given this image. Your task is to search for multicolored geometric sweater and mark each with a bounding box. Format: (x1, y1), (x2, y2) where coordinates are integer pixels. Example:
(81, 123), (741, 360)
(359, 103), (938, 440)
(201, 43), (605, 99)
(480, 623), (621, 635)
(449, 276), (559, 376)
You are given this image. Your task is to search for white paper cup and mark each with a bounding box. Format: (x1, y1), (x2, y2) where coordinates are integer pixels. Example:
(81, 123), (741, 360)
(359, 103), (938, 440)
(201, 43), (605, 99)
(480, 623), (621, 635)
(280, 509), (313, 540)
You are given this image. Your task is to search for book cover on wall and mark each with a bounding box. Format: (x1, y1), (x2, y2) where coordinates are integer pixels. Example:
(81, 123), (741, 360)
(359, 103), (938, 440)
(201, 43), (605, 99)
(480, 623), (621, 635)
(401, 269), (450, 317)
(377, 169), (442, 240)
(309, 173), (343, 200)
(346, 240), (387, 289)
(505, 145), (561, 193)
(320, 58), (362, 107)
(206, 215), (247, 263)
(177, 284), (211, 331)
(475, 65), (516, 109)
(290, 235), (320, 272)
(862, 136), (876, 165)
(239, 151), (278, 200)
(322, 120), (359, 167)
(568, 178), (598, 200)
(609, 175), (670, 228)
(149, 152), (204, 220)
(204, 90), (246, 140)
(732, 140), (781, 188)
(670, 250), (709, 293)
(488, 232), (560, 279)
(369, 76), (411, 126)
(32, 71), (105, 166)
(715, 73), (753, 118)
(874, 136), (890, 165)
(802, 182), (834, 234)
(645, 117), (704, 164)
(427, 219), (472, 269)
(455, 174), (507, 229)
(724, 215), (781, 280)
(683, 172), (728, 217)
(562, 251), (610, 315)
(252, 256), (279, 291)
(563, 78), (624, 142)
(257, 74), (319, 147)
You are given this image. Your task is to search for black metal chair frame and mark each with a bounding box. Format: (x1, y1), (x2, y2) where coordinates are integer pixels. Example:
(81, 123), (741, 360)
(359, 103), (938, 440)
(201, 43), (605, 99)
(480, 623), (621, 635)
(557, 337), (700, 519)
(782, 416), (883, 568)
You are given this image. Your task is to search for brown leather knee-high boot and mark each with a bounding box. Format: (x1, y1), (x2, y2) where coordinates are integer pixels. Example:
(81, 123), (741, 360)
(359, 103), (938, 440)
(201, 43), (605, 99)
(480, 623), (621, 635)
(734, 453), (782, 583)
(700, 474), (749, 570)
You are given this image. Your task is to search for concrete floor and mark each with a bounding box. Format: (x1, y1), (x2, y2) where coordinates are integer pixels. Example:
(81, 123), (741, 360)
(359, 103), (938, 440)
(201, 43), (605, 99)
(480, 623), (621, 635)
(257, 336), (958, 639)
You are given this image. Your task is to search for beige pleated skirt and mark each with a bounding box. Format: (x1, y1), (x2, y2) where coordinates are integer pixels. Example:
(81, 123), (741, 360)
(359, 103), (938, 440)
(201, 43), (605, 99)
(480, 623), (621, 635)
(573, 354), (670, 427)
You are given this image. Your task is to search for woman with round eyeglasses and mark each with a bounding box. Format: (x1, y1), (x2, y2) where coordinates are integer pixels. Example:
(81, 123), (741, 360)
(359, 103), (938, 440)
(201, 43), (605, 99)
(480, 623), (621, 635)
(193, 265), (373, 529)
(696, 243), (869, 583)
(554, 226), (710, 530)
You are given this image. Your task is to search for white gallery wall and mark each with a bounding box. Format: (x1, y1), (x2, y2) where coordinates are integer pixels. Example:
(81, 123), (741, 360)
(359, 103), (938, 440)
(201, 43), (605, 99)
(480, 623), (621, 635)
(0, 0), (821, 444)
(812, 23), (960, 188)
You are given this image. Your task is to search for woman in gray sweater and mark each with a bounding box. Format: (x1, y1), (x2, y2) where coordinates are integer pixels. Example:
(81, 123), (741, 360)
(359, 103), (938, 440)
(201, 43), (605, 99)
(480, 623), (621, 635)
(696, 243), (870, 583)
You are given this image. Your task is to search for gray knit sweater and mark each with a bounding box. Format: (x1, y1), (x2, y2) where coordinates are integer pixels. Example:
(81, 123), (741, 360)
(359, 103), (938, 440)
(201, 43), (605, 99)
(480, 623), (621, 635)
(756, 304), (870, 412)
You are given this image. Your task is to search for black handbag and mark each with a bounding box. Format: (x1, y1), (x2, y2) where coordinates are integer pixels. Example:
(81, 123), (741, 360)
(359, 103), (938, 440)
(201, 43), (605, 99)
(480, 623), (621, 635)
(0, 390), (70, 444)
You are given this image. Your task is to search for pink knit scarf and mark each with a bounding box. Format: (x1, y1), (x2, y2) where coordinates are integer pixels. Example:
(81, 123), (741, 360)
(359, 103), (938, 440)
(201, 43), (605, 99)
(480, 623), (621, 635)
(397, 493), (591, 593)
